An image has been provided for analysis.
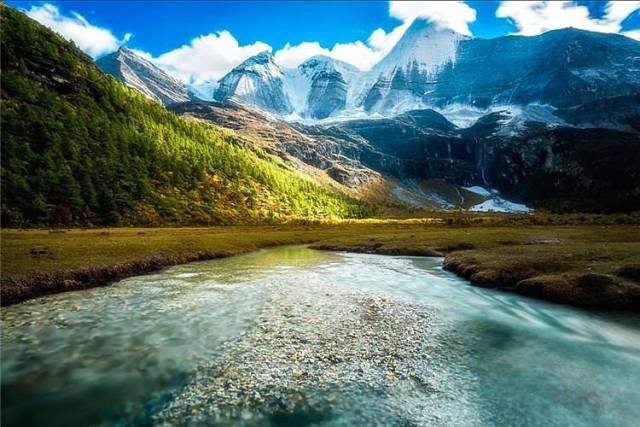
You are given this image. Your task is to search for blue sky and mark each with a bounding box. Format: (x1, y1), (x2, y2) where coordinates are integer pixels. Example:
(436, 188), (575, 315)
(9, 1), (640, 82)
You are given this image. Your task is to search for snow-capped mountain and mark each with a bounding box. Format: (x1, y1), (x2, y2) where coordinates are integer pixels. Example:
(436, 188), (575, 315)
(96, 47), (190, 106)
(208, 21), (639, 126)
(355, 20), (640, 122)
(213, 51), (292, 115)
(97, 20), (640, 128)
(420, 27), (640, 111)
(357, 19), (468, 115)
(209, 53), (360, 119)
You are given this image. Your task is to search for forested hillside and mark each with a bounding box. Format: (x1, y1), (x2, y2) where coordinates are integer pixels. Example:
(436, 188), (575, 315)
(0, 6), (371, 225)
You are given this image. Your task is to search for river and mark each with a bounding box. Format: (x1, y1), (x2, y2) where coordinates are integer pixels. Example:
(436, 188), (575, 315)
(2, 246), (639, 426)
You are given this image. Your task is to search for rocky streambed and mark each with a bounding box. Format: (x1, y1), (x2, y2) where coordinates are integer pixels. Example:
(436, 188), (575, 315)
(156, 290), (455, 425)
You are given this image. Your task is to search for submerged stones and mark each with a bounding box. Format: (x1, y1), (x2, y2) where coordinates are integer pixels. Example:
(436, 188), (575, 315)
(155, 283), (440, 425)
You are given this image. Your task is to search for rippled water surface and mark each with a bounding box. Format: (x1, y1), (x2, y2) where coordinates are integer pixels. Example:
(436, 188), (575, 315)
(2, 246), (639, 426)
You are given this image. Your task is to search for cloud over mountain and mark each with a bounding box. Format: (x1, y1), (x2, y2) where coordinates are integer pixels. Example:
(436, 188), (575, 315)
(497, 1), (640, 39)
(154, 32), (271, 84)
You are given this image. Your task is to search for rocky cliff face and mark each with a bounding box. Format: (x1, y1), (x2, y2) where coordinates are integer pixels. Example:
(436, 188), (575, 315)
(96, 47), (190, 105)
(172, 99), (640, 212)
(296, 56), (359, 119)
(335, 110), (640, 212)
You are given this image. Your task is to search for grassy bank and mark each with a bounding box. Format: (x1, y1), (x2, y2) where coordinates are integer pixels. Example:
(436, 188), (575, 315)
(2, 221), (640, 310)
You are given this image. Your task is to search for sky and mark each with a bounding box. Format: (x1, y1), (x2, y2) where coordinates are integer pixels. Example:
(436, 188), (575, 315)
(9, 1), (640, 84)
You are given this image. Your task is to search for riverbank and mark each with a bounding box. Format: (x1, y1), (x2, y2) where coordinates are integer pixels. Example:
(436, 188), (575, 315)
(2, 221), (640, 309)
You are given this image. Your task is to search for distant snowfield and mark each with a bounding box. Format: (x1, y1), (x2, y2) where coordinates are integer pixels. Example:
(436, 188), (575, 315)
(463, 185), (532, 213)
(275, 102), (565, 132)
(470, 197), (532, 213)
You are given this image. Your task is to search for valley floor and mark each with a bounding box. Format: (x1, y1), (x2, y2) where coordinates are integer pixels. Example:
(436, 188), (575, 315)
(2, 217), (639, 310)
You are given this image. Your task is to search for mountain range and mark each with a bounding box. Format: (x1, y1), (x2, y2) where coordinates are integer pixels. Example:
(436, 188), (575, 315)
(103, 18), (640, 131)
(95, 18), (640, 213)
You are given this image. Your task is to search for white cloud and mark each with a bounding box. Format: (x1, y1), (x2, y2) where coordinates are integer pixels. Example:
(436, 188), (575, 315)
(327, 40), (381, 70)
(274, 42), (331, 68)
(389, 1), (477, 36)
(273, 33), (399, 71)
(154, 31), (271, 84)
(25, 3), (128, 58)
(496, 1), (640, 37)
(271, 1), (477, 71)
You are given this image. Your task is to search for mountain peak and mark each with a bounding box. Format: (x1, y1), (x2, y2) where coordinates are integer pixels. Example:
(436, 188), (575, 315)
(214, 51), (292, 114)
(240, 51), (275, 67)
(372, 18), (467, 77)
(96, 45), (190, 105)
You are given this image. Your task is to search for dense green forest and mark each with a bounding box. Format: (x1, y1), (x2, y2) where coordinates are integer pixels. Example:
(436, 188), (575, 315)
(0, 5), (372, 226)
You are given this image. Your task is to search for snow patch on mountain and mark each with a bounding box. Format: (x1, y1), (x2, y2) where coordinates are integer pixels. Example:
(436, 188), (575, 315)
(188, 81), (218, 101)
(463, 186), (492, 197)
(470, 198), (532, 213)
(464, 185), (532, 213)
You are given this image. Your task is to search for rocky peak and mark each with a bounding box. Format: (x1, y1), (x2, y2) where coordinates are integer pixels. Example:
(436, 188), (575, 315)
(96, 46), (190, 105)
(214, 51), (292, 115)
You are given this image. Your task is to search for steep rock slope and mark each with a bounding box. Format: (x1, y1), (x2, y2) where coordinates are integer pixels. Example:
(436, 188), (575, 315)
(329, 110), (640, 212)
(423, 28), (640, 111)
(96, 47), (190, 105)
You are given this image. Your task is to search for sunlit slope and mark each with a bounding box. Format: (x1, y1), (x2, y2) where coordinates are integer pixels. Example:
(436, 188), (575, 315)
(0, 5), (372, 225)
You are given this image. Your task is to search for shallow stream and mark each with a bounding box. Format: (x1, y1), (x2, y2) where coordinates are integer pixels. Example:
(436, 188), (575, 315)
(2, 246), (639, 426)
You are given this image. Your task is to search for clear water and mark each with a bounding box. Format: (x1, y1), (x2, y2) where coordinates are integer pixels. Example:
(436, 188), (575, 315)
(2, 246), (639, 426)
